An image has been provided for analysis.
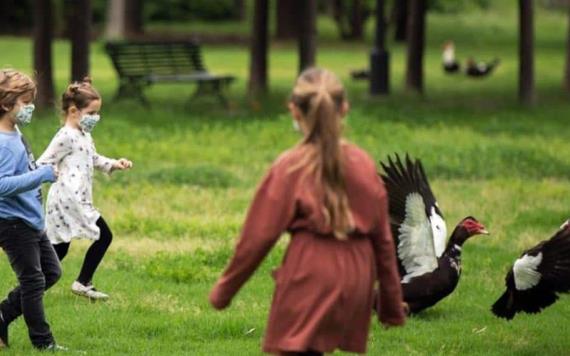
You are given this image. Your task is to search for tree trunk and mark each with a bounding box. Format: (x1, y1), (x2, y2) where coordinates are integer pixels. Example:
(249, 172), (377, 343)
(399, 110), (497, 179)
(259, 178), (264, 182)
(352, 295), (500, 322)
(519, 0), (535, 104)
(564, 7), (570, 92)
(0, 0), (13, 33)
(33, 0), (55, 109)
(70, 0), (91, 82)
(125, 0), (143, 37)
(394, 0), (408, 42)
(234, 0), (246, 21)
(248, 0), (269, 96)
(105, 0), (126, 40)
(298, 0), (317, 72)
(350, 0), (366, 40)
(276, 0), (298, 39)
(331, 0), (368, 40)
(405, 0), (426, 92)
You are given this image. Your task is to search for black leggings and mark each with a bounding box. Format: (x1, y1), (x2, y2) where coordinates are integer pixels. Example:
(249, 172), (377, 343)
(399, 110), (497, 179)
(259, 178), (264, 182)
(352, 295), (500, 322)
(53, 217), (113, 285)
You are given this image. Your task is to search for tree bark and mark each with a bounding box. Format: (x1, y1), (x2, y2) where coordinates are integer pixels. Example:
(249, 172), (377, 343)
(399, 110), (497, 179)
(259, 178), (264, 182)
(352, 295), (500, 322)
(350, 0), (365, 39)
(70, 0), (91, 82)
(331, 0), (368, 40)
(105, 0), (126, 40)
(298, 0), (317, 72)
(234, 0), (246, 21)
(564, 7), (570, 92)
(125, 0), (143, 37)
(33, 0), (55, 109)
(405, 0), (426, 92)
(276, 0), (297, 39)
(519, 0), (535, 104)
(248, 0), (269, 96)
(394, 0), (408, 42)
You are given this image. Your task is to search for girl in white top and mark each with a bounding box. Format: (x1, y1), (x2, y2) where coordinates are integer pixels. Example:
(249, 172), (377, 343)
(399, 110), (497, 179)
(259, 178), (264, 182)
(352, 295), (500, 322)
(38, 78), (132, 300)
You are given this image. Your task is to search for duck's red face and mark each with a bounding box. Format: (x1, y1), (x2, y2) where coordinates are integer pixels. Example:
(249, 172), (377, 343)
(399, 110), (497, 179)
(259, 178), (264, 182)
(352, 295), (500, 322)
(462, 217), (489, 237)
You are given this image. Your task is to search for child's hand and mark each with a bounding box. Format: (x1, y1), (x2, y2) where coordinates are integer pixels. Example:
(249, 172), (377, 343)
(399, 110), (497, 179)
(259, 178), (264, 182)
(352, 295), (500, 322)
(113, 158), (133, 171)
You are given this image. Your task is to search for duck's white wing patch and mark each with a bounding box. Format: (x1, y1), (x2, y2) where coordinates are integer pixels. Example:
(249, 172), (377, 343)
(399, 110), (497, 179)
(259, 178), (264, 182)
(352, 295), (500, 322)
(430, 205), (447, 258)
(513, 253), (543, 291)
(398, 193), (438, 283)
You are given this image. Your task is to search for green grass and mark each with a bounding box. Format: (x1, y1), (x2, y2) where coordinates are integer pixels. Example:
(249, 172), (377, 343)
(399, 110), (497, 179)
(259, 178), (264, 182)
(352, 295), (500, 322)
(1, 4), (570, 355)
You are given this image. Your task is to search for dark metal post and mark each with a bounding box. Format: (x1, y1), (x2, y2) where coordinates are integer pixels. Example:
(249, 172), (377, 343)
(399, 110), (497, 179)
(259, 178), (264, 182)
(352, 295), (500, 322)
(370, 0), (389, 95)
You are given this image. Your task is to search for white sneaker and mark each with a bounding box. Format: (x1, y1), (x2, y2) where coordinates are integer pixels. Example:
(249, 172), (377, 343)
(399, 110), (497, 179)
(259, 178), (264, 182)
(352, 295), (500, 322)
(71, 281), (109, 300)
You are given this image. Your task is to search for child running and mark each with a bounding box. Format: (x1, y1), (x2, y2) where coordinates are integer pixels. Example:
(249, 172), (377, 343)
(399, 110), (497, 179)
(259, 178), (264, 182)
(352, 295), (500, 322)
(209, 68), (405, 355)
(0, 69), (64, 350)
(38, 78), (132, 300)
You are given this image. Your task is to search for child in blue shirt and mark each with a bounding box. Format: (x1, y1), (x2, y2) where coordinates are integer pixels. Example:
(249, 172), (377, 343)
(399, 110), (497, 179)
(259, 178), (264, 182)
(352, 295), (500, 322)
(0, 69), (63, 351)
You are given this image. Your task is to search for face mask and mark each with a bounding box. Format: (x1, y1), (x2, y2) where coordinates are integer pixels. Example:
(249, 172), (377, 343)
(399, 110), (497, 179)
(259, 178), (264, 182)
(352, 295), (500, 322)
(79, 114), (100, 133)
(15, 104), (35, 126)
(292, 120), (301, 132)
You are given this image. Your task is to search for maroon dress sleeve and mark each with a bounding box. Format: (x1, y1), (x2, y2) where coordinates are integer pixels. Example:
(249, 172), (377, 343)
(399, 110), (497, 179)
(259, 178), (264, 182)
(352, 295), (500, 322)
(209, 163), (297, 310)
(371, 182), (406, 326)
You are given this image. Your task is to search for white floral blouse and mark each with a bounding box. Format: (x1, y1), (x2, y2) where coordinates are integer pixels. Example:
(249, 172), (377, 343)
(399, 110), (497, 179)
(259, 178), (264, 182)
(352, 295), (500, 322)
(37, 126), (116, 244)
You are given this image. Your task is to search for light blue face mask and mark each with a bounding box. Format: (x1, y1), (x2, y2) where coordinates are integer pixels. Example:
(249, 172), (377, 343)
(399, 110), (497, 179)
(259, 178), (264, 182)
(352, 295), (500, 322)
(292, 120), (301, 132)
(79, 114), (100, 133)
(15, 104), (35, 126)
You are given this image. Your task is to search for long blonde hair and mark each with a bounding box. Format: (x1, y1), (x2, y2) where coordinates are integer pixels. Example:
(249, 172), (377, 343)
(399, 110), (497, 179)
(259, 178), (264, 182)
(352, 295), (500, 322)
(0, 69), (36, 116)
(290, 68), (353, 239)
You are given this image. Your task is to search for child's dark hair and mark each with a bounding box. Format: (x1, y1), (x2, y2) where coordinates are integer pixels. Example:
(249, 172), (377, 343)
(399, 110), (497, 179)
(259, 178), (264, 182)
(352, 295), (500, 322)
(0, 69), (37, 116)
(61, 77), (100, 113)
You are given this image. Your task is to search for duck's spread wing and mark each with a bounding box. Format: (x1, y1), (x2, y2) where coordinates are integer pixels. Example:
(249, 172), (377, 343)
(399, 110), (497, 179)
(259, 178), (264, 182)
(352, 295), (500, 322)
(380, 154), (439, 282)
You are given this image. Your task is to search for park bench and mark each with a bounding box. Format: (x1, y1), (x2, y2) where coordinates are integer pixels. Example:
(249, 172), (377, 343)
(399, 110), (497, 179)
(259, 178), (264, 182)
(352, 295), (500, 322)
(104, 41), (235, 107)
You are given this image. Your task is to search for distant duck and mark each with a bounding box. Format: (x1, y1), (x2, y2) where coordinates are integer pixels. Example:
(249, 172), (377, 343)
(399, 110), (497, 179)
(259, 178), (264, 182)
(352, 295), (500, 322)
(466, 57), (500, 77)
(492, 220), (570, 320)
(379, 154), (489, 314)
(350, 69), (370, 80)
(442, 41), (461, 73)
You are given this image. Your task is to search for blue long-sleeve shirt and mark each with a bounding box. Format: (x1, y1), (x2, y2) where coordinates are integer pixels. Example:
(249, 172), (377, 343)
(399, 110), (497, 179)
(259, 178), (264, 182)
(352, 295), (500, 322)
(0, 130), (55, 231)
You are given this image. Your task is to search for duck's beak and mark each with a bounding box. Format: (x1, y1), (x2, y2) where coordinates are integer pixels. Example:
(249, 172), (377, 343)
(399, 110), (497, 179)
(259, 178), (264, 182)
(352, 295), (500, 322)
(479, 228), (490, 235)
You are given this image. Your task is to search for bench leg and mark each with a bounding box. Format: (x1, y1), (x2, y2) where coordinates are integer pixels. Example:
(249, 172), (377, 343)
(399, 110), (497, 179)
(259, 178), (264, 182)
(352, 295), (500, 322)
(188, 81), (231, 109)
(113, 80), (151, 107)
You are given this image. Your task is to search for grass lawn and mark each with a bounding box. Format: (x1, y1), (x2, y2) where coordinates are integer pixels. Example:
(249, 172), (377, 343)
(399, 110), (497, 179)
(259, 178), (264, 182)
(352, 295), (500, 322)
(1, 4), (570, 355)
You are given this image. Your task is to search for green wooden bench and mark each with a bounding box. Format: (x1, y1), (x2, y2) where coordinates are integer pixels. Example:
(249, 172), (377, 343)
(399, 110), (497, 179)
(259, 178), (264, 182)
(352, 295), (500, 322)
(105, 41), (235, 107)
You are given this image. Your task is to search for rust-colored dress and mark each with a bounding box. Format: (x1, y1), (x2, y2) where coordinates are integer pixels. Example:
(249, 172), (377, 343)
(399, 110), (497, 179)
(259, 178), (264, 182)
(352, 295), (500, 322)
(209, 143), (405, 354)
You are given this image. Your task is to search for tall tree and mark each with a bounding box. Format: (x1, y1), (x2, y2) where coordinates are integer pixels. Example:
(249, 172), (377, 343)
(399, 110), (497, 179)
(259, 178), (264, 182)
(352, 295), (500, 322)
(565, 6), (570, 92)
(405, 0), (426, 92)
(519, 0), (535, 104)
(393, 0), (408, 42)
(248, 0), (269, 95)
(234, 0), (246, 21)
(331, 0), (370, 40)
(33, 0), (55, 109)
(276, 0), (297, 39)
(125, 0), (143, 37)
(70, 0), (91, 81)
(105, 0), (126, 40)
(298, 0), (317, 72)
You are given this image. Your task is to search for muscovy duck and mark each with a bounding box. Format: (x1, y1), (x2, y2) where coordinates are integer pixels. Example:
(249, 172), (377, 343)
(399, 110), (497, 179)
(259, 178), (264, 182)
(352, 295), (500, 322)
(379, 154), (489, 314)
(466, 57), (500, 77)
(350, 69), (369, 80)
(492, 220), (570, 320)
(442, 41), (460, 73)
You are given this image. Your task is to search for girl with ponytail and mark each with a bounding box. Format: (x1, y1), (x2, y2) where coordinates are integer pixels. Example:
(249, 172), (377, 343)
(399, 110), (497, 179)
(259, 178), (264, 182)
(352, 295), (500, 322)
(37, 77), (132, 301)
(210, 68), (405, 355)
